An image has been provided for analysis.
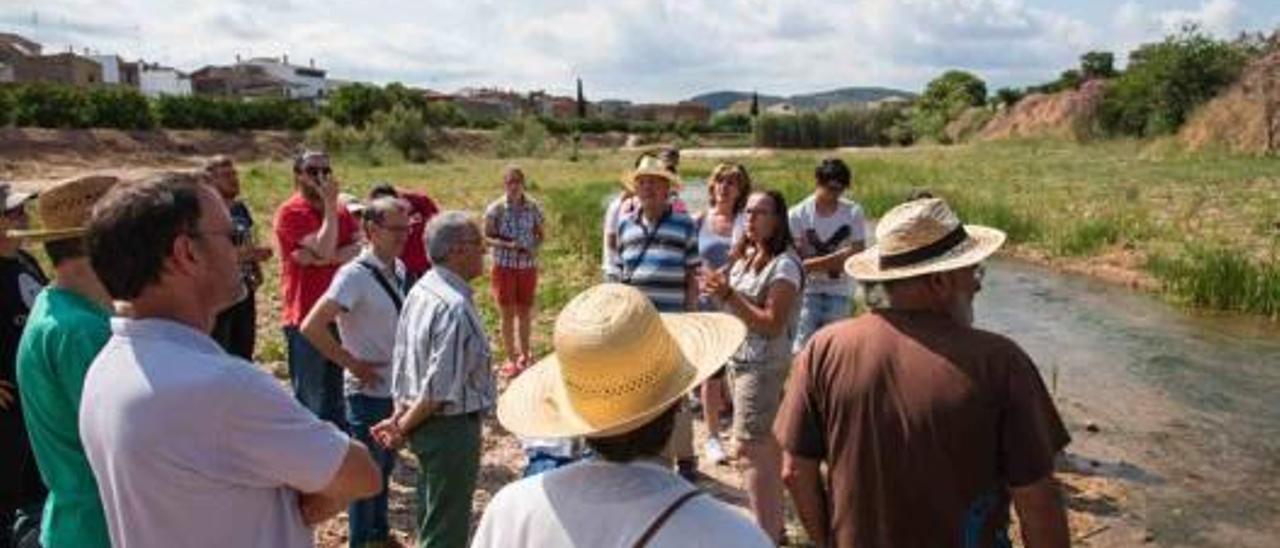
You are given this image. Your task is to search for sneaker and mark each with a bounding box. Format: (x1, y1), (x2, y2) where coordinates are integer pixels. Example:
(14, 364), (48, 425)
(703, 437), (728, 465)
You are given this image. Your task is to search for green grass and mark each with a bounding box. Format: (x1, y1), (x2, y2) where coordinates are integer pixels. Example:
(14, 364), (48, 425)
(235, 139), (1280, 364)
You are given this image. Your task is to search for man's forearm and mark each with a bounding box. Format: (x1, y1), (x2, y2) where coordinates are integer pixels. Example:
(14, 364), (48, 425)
(396, 396), (441, 435)
(1012, 476), (1070, 548)
(311, 205), (341, 260)
(783, 455), (830, 547)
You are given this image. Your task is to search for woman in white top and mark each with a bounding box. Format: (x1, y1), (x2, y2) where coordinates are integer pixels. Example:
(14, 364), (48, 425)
(701, 189), (802, 544)
(693, 163), (749, 465)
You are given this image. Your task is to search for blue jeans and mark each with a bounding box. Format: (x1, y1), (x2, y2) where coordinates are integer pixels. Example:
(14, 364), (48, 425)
(283, 327), (346, 429)
(345, 395), (395, 548)
(793, 292), (852, 353)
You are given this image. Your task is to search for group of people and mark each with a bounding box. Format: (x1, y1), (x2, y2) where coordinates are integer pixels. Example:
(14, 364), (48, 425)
(0, 144), (1072, 548)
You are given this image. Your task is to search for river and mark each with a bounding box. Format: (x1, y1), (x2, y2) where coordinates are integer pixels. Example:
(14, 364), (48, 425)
(667, 180), (1280, 546)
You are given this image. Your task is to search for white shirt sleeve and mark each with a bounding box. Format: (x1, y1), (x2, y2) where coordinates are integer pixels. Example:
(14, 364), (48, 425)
(218, 366), (350, 493)
(848, 203), (868, 243)
(322, 263), (362, 312)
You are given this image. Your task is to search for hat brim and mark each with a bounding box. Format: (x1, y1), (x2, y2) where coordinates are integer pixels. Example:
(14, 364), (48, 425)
(497, 312), (746, 439)
(3, 191), (36, 211)
(6, 227), (86, 243)
(621, 169), (682, 193)
(845, 225), (1006, 282)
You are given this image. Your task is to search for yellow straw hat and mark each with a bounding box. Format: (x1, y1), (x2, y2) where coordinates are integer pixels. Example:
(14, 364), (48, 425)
(620, 155), (681, 193)
(8, 175), (118, 243)
(498, 283), (746, 438)
(845, 197), (1006, 282)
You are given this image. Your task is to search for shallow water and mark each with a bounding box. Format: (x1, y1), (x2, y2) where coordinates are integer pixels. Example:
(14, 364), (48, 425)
(664, 180), (1280, 545)
(978, 259), (1280, 546)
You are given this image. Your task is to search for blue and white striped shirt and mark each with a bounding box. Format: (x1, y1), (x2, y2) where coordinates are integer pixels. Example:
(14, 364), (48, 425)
(613, 207), (700, 312)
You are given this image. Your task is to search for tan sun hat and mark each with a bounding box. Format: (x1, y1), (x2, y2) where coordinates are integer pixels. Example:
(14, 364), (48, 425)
(8, 175), (118, 243)
(498, 283), (746, 438)
(621, 154), (681, 193)
(845, 197), (1006, 282)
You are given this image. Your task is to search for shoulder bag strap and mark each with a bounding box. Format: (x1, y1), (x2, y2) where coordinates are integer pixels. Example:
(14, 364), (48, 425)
(356, 260), (403, 312)
(631, 489), (703, 548)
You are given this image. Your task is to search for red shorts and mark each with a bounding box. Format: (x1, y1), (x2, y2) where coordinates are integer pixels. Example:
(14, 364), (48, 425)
(491, 266), (538, 308)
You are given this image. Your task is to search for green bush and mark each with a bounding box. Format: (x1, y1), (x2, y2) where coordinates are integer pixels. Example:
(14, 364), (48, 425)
(1148, 246), (1280, 316)
(325, 83), (392, 128)
(495, 116), (550, 158)
(752, 104), (913, 148)
(710, 112), (752, 133)
(0, 87), (12, 126)
(12, 83), (88, 128)
(371, 104), (430, 162)
(912, 70), (987, 143)
(85, 87), (154, 129)
(1098, 26), (1249, 137)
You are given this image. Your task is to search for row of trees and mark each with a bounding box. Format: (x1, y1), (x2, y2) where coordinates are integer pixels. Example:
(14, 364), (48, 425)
(0, 84), (319, 131)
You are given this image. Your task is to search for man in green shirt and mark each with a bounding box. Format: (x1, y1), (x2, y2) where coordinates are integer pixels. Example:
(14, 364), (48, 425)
(14, 175), (117, 547)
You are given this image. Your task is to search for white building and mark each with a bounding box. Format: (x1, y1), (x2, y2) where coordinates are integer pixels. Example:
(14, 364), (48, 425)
(241, 56), (327, 102)
(139, 64), (192, 97)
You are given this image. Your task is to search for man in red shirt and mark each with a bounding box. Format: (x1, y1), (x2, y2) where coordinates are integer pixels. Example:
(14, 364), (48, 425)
(274, 150), (362, 427)
(369, 183), (438, 280)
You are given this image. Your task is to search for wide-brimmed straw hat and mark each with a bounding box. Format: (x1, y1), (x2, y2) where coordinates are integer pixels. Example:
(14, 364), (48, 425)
(8, 175), (118, 243)
(0, 183), (37, 212)
(621, 155), (681, 193)
(498, 283), (746, 438)
(845, 197), (1006, 282)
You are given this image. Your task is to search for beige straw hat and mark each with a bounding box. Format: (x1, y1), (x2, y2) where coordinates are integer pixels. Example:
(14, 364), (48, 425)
(845, 198), (1006, 282)
(621, 155), (681, 193)
(8, 175), (118, 243)
(498, 283), (746, 438)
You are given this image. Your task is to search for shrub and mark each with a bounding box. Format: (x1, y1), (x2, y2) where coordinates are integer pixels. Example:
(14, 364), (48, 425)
(12, 83), (88, 128)
(371, 104), (430, 162)
(912, 70), (987, 142)
(0, 87), (12, 126)
(85, 87), (154, 130)
(1098, 26), (1249, 137)
(495, 116), (550, 158)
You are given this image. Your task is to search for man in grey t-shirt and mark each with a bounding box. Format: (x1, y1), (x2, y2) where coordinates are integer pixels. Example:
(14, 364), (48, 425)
(301, 196), (410, 546)
(787, 158), (866, 352)
(80, 173), (381, 547)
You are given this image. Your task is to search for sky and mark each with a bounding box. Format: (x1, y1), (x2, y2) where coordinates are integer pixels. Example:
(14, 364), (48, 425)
(2, 0), (1277, 102)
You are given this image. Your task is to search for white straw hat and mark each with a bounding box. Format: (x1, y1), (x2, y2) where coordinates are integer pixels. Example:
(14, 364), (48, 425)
(621, 155), (681, 193)
(498, 283), (746, 438)
(845, 198), (1006, 282)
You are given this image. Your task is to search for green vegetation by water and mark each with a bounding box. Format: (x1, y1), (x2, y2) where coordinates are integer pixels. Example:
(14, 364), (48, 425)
(237, 139), (1280, 366)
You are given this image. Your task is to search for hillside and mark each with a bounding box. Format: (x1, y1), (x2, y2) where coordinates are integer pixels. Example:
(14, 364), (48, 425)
(689, 86), (916, 112)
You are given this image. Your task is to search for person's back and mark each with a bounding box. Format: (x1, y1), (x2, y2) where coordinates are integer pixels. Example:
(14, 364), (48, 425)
(81, 319), (351, 547)
(473, 459), (769, 547)
(778, 311), (1069, 547)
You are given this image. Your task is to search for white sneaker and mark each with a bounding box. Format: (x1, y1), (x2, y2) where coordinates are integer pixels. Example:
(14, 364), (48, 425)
(703, 436), (728, 465)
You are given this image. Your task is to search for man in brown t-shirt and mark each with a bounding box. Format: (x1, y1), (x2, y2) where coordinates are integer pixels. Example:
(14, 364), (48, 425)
(774, 198), (1071, 548)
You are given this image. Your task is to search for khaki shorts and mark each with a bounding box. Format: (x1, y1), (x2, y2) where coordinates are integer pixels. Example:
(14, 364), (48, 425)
(727, 358), (789, 442)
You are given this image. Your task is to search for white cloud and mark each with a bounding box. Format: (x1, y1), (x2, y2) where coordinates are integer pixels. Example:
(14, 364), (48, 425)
(0, 0), (1272, 100)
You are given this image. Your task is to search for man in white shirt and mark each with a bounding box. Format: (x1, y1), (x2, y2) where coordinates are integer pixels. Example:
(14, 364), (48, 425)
(788, 157), (867, 351)
(79, 173), (381, 548)
(301, 196), (410, 547)
(473, 283), (770, 548)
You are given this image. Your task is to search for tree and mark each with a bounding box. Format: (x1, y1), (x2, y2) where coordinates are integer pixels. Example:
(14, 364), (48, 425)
(324, 83), (391, 128)
(994, 87), (1025, 109)
(1081, 51), (1117, 80)
(1098, 25), (1249, 136)
(912, 70), (987, 142)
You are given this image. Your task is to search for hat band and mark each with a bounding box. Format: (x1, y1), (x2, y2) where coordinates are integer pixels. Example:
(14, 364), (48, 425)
(879, 225), (968, 269)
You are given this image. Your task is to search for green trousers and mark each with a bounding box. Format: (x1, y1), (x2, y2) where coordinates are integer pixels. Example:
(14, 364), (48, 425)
(408, 412), (482, 548)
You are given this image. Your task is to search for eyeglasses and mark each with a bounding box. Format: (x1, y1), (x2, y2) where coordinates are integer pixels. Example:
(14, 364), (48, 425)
(377, 222), (411, 233)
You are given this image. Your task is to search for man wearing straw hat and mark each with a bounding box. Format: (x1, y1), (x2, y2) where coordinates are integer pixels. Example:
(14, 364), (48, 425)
(774, 198), (1071, 548)
(0, 182), (43, 548)
(473, 283), (771, 547)
(12, 175), (118, 548)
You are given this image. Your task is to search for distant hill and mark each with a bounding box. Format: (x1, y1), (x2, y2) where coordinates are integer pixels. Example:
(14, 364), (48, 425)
(689, 87), (917, 113)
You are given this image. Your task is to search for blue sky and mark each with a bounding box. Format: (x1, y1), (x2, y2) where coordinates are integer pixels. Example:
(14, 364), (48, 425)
(2, 0), (1277, 101)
